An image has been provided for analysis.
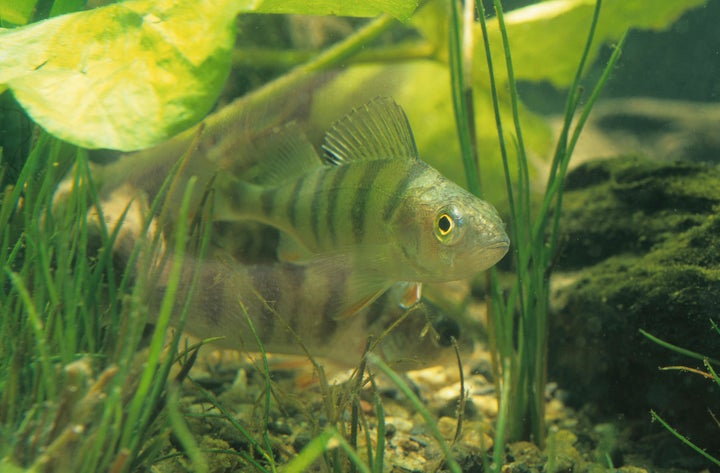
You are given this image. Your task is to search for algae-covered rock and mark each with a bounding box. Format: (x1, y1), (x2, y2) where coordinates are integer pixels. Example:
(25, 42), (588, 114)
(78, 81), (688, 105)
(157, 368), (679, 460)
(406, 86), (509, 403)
(550, 156), (720, 463)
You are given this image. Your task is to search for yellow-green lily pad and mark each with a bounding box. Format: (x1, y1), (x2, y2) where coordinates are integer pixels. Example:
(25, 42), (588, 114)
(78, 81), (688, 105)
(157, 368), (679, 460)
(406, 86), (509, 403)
(0, 0), (419, 151)
(0, 0), (250, 151)
(480, 0), (709, 87)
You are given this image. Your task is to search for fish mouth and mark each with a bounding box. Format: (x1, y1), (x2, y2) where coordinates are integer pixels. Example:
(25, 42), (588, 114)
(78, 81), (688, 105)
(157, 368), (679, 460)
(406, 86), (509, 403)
(483, 232), (510, 251)
(485, 238), (510, 249)
(479, 234), (510, 263)
(483, 242), (509, 260)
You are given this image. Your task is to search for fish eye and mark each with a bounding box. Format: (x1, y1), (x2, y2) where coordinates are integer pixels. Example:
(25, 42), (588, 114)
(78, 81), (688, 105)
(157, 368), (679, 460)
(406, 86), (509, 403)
(434, 208), (462, 243)
(437, 214), (453, 235)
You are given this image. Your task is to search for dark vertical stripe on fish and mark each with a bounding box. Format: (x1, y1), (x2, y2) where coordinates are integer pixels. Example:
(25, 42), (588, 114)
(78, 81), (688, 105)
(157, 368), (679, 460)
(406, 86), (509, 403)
(326, 165), (351, 247)
(287, 177), (305, 227)
(227, 180), (250, 215)
(319, 264), (345, 339)
(249, 268), (281, 344)
(284, 262), (306, 336)
(310, 168), (331, 247)
(383, 162), (427, 220)
(352, 162), (384, 244)
(199, 263), (226, 327)
(261, 188), (276, 217)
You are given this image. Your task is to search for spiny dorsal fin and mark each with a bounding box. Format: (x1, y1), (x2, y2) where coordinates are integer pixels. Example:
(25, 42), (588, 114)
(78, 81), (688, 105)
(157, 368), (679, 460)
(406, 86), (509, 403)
(245, 122), (323, 186)
(322, 96), (419, 166)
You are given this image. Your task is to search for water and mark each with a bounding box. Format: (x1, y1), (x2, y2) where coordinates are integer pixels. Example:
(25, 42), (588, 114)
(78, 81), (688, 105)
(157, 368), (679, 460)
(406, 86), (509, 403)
(1, 1), (718, 471)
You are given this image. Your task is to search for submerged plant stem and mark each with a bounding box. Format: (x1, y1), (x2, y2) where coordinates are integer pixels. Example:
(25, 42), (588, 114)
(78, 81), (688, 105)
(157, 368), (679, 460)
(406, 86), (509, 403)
(473, 0), (622, 452)
(370, 354), (463, 473)
(449, 0), (481, 196)
(204, 15), (399, 141)
(232, 41), (435, 69)
(651, 411), (720, 466)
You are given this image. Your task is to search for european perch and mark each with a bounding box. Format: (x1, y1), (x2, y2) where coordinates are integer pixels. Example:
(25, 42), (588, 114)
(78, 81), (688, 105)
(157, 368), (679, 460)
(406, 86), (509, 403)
(156, 253), (464, 371)
(216, 97), (509, 317)
(51, 181), (461, 371)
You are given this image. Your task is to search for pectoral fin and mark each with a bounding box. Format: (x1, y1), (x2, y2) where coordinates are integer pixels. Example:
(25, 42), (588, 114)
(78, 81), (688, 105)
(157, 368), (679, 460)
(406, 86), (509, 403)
(300, 251), (393, 320)
(398, 282), (422, 309)
(332, 286), (389, 320)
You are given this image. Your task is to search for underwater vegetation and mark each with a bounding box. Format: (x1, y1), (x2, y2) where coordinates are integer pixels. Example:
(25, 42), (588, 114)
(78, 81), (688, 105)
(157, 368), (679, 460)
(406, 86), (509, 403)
(643, 325), (720, 468)
(0, 0), (715, 472)
(551, 156), (720, 462)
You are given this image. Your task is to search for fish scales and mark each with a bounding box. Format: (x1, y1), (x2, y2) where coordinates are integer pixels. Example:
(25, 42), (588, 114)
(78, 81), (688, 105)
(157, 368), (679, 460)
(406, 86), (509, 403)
(382, 161), (428, 220)
(158, 254), (459, 369)
(246, 159), (419, 252)
(325, 159), (388, 248)
(309, 167), (331, 247)
(245, 158), (437, 254)
(286, 174), (308, 228)
(325, 163), (350, 246)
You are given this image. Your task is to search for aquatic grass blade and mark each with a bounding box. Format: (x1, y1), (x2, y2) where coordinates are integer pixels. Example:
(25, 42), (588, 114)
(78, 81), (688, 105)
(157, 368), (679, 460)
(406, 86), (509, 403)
(119, 177), (197, 453)
(448, 0), (481, 196)
(241, 301), (280, 471)
(650, 410), (720, 466)
(639, 329), (720, 366)
(282, 428), (372, 473)
(167, 384), (208, 473)
(369, 354), (462, 473)
(470, 0), (625, 451)
(368, 372), (386, 473)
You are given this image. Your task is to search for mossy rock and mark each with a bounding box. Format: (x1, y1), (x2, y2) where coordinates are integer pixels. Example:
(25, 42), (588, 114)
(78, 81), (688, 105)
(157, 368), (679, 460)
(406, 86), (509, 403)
(550, 156), (720, 462)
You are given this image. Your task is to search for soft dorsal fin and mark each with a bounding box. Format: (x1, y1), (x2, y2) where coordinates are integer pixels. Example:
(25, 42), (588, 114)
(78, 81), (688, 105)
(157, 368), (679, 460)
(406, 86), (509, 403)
(245, 122), (323, 186)
(322, 96), (419, 165)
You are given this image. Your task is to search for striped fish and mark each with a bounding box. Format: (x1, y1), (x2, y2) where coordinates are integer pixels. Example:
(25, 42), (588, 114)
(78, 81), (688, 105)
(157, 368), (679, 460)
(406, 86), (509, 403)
(216, 97), (509, 316)
(156, 254), (463, 370)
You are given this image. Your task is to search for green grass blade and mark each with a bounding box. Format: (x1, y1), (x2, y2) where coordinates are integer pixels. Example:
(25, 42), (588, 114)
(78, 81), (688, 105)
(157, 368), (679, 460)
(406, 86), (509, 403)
(449, 0), (481, 196)
(369, 373), (385, 473)
(650, 410), (720, 466)
(639, 329), (720, 366)
(120, 177), (196, 454)
(167, 384), (208, 473)
(369, 354), (462, 473)
(241, 301), (279, 471)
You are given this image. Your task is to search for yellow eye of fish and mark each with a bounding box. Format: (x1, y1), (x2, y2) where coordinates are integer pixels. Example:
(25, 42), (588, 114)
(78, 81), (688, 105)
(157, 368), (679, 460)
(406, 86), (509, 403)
(434, 211), (459, 243)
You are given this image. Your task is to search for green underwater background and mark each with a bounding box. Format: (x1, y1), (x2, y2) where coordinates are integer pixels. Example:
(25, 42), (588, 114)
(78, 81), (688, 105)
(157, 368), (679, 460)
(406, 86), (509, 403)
(1, 0), (719, 472)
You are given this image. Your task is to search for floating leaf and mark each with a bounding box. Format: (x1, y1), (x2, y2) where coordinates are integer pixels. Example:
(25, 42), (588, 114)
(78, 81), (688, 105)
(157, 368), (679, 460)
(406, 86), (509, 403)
(480, 0), (709, 87)
(0, 0), (251, 151)
(413, 0), (708, 88)
(0, 0), (419, 151)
